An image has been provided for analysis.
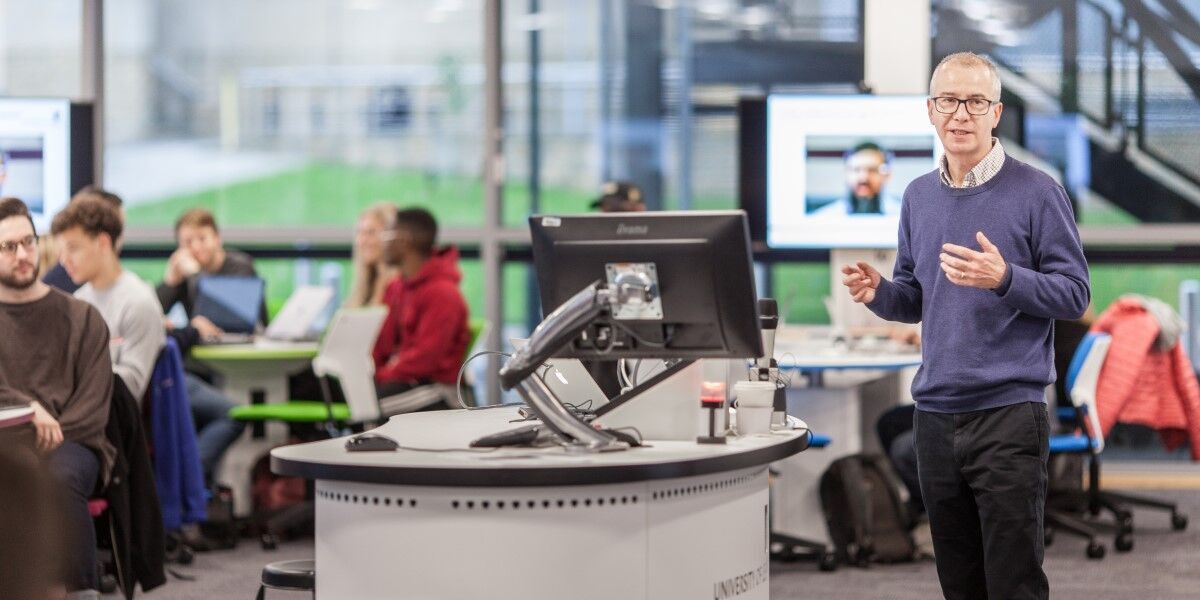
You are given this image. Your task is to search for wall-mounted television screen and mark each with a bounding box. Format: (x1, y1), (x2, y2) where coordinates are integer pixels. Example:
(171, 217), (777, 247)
(740, 94), (942, 249)
(0, 98), (93, 233)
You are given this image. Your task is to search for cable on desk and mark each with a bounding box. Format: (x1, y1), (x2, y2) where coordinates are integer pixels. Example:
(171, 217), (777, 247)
(455, 350), (546, 411)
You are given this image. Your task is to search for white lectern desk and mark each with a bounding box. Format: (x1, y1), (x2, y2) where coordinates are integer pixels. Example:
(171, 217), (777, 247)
(272, 406), (809, 600)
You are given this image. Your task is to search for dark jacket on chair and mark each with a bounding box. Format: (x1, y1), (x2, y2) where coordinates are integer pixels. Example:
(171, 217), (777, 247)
(105, 377), (168, 598)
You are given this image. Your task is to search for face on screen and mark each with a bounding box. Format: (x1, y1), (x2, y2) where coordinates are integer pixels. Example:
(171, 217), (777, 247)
(844, 149), (891, 201)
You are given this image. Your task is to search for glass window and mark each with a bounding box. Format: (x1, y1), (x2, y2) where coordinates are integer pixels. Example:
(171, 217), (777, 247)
(0, 0), (82, 99)
(106, 0), (485, 231)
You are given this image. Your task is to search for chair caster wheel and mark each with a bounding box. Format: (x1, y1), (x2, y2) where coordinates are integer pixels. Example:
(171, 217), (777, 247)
(176, 545), (195, 565)
(1114, 533), (1133, 552)
(1086, 542), (1106, 560)
(818, 553), (838, 572)
(261, 533), (279, 551)
(99, 573), (118, 594)
(1118, 513), (1133, 532)
(1172, 513), (1188, 531)
(1044, 529), (1055, 547)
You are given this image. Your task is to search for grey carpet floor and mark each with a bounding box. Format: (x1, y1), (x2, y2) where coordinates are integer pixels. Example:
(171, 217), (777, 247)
(124, 489), (1200, 599)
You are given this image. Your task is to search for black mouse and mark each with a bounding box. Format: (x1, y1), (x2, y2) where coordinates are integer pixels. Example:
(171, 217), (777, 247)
(345, 433), (399, 452)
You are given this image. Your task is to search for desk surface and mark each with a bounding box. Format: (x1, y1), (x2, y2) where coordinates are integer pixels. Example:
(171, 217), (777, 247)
(774, 336), (921, 371)
(0, 405), (34, 429)
(273, 407), (809, 487)
(191, 340), (318, 361)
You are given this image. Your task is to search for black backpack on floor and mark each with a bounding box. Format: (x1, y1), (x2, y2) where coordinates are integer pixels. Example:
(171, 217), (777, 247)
(819, 453), (917, 566)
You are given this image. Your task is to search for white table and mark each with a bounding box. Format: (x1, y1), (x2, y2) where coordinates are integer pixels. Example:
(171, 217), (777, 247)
(193, 340), (318, 516)
(272, 406), (810, 600)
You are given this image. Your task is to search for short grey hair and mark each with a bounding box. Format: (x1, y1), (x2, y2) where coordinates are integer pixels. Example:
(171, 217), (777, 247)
(930, 52), (1002, 100)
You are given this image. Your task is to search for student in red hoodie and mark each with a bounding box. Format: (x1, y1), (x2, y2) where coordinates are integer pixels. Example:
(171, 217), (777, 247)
(371, 207), (469, 411)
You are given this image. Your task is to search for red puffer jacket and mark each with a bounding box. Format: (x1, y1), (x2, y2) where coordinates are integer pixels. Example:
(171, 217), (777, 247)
(1091, 298), (1200, 460)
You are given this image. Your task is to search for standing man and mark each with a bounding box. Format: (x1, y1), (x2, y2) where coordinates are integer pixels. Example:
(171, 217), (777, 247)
(0, 197), (115, 597)
(841, 52), (1090, 599)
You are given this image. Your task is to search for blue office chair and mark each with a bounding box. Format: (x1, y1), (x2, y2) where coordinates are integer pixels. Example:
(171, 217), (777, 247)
(1045, 332), (1112, 559)
(1049, 332), (1190, 555)
(770, 429), (838, 571)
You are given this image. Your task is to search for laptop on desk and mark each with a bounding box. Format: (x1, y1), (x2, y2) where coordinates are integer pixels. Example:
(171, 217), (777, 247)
(263, 285), (336, 342)
(510, 338), (611, 411)
(194, 275), (264, 345)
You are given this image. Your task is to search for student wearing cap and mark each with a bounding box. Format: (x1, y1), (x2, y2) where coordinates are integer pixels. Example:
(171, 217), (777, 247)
(590, 181), (646, 213)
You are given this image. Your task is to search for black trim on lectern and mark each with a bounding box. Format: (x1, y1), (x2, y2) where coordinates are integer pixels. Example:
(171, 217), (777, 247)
(272, 430), (811, 488)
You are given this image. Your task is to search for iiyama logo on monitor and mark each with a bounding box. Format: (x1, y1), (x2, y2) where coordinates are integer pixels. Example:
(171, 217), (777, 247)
(615, 223), (648, 236)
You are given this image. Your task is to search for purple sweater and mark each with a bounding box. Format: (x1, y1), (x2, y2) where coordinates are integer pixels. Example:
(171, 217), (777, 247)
(867, 156), (1090, 414)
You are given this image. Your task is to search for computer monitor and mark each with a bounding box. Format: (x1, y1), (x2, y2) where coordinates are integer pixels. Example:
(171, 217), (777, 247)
(739, 94), (941, 249)
(528, 210), (762, 361)
(0, 99), (94, 233)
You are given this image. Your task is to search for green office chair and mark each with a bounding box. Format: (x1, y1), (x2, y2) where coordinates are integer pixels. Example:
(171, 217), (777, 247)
(229, 307), (389, 430)
(230, 315), (489, 427)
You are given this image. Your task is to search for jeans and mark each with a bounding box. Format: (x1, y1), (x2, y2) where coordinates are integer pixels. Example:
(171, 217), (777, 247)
(47, 441), (100, 592)
(186, 373), (246, 481)
(914, 401), (1050, 600)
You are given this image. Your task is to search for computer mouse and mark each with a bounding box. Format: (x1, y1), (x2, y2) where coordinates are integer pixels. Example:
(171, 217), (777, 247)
(604, 428), (642, 447)
(345, 433), (400, 452)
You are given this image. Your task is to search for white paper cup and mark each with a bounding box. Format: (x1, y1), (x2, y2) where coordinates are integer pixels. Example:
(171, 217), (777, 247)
(734, 380), (776, 435)
(736, 405), (774, 436)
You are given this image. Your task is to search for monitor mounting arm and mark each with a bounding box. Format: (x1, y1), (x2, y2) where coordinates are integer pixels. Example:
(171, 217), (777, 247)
(499, 278), (656, 452)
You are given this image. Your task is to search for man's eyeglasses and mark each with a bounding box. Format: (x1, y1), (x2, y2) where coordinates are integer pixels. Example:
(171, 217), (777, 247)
(930, 96), (998, 116)
(0, 235), (37, 256)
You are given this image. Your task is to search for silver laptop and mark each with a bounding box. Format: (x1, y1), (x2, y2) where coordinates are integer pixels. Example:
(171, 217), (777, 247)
(264, 285), (336, 342)
(510, 338), (610, 410)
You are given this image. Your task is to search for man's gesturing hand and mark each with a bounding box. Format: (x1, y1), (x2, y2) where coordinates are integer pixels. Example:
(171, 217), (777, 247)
(940, 231), (1008, 290)
(841, 261), (881, 304)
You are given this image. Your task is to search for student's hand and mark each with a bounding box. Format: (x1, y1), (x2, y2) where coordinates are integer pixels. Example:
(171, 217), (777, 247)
(940, 232), (1008, 290)
(190, 315), (225, 340)
(165, 248), (200, 286)
(30, 402), (64, 453)
(841, 261), (881, 304)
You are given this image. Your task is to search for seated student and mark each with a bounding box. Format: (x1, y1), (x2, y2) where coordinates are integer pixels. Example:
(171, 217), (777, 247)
(0, 197), (114, 597)
(52, 193), (165, 400)
(289, 202), (399, 404)
(154, 208), (249, 482)
(156, 207), (267, 340)
(347, 202), (400, 308)
(372, 208), (469, 412)
(41, 185), (126, 295)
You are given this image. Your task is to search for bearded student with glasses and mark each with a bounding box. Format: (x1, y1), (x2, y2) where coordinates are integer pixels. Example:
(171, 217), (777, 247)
(0, 197), (116, 599)
(839, 53), (1091, 600)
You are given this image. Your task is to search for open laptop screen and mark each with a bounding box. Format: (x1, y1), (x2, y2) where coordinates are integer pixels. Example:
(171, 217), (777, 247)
(194, 275), (264, 335)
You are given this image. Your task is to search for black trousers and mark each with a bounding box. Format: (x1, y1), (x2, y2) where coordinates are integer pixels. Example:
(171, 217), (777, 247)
(914, 401), (1050, 600)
